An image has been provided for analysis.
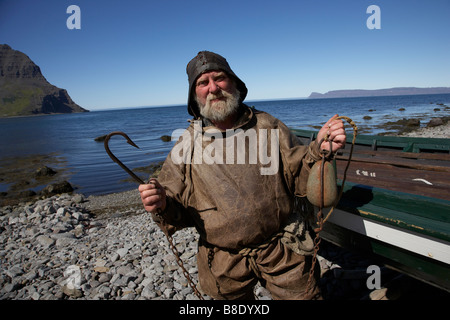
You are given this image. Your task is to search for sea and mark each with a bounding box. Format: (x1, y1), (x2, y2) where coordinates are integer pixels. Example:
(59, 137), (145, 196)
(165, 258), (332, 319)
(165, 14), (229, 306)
(1, 94), (449, 197)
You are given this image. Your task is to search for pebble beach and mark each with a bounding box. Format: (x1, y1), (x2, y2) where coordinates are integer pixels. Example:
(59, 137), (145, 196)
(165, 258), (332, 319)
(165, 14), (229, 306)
(398, 121), (450, 138)
(0, 123), (448, 300)
(0, 191), (204, 300)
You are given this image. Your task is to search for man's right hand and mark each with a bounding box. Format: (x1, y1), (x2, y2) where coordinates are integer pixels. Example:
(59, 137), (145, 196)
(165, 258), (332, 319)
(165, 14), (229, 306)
(139, 179), (166, 214)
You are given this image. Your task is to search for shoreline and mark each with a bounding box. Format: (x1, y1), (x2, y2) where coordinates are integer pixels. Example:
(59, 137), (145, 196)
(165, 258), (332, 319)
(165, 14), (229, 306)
(1, 120), (448, 207)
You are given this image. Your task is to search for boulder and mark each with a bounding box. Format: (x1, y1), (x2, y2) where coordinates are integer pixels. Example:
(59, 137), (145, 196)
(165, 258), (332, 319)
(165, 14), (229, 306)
(405, 118), (420, 127)
(160, 135), (171, 142)
(427, 118), (444, 128)
(41, 181), (74, 196)
(34, 166), (57, 177)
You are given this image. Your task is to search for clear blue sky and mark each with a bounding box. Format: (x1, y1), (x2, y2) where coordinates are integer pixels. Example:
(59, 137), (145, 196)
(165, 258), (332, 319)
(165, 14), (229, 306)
(1, 0), (449, 110)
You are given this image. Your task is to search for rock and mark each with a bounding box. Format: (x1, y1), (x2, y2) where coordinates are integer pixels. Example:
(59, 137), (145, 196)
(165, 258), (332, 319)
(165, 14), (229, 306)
(62, 284), (83, 298)
(34, 166), (57, 178)
(116, 247), (129, 258)
(94, 266), (110, 273)
(405, 118), (420, 127)
(24, 271), (38, 281)
(6, 265), (24, 278)
(112, 275), (130, 287)
(72, 211), (82, 221)
(31, 292), (40, 300)
(56, 207), (66, 217)
(18, 190), (37, 198)
(3, 282), (21, 293)
(98, 273), (112, 283)
(42, 181), (74, 196)
(164, 288), (175, 299)
(55, 237), (77, 248)
(47, 205), (57, 214)
(117, 265), (134, 276)
(427, 117), (444, 127)
(382, 117), (422, 135)
(36, 235), (55, 248)
(141, 284), (157, 299)
(51, 232), (76, 240)
(94, 135), (107, 142)
(160, 135), (171, 142)
(72, 194), (84, 203)
(94, 258), (107, 267)
(109, 253), (120, 263)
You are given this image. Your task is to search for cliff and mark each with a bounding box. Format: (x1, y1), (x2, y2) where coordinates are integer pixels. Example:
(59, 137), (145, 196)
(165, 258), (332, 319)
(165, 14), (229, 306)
(0, 44), (88, 117)
(309, 87), (450, 99)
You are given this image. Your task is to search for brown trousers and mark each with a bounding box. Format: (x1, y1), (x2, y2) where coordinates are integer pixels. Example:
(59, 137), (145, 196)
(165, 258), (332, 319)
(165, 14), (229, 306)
(197, 238), (322, 300)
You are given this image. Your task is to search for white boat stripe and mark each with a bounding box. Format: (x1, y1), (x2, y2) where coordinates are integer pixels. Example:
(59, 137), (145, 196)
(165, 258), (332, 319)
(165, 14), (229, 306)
(327, 209), (450, 265)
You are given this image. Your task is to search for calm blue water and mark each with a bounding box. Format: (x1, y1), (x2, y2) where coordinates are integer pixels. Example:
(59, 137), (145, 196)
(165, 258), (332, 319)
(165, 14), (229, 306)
(1, 94), (449, 196)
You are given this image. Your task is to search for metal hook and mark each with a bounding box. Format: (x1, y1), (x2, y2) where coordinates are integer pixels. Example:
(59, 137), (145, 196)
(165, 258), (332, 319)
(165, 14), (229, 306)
(104, 131), (145, 184)
(103, 132), (203, 299)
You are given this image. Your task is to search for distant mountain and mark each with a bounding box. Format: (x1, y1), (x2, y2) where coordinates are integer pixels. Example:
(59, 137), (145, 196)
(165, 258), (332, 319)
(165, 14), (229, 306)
(0, 44), (88, 117)
(309, 87), (450, 99)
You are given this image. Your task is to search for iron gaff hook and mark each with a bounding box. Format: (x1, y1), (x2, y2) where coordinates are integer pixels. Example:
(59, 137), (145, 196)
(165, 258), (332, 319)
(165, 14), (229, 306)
(104, 131), (145, 184)
(103, 132), (203, 297)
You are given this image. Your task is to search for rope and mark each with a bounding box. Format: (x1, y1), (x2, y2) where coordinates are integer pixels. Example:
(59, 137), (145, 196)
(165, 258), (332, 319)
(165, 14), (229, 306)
(238, 232), (283, 279)
(322, 116), (358, 223)
(306, 116), (358, 295)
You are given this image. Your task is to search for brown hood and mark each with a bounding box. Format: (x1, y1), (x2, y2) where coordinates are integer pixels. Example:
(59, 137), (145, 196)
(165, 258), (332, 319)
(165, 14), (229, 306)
(186, 51), (248, 117)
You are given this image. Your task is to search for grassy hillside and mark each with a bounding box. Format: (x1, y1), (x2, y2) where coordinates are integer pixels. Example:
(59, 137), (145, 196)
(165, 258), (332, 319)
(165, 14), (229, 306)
(0, 82), (45, 116)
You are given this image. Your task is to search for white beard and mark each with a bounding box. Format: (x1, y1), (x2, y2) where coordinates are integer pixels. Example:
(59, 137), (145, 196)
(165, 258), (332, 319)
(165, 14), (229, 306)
(196, 88), (240, 123)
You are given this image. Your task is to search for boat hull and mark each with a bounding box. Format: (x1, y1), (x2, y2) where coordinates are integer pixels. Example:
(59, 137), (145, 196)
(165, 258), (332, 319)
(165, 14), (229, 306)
(292, 129), (450, 291)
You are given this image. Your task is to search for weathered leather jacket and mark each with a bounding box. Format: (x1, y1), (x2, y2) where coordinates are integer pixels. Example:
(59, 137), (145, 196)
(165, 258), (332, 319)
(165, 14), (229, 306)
(153, 104), (321, 251)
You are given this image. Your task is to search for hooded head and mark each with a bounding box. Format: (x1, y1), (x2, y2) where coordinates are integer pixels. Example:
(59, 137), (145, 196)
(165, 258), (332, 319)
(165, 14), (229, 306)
(186, 51), (247, 117)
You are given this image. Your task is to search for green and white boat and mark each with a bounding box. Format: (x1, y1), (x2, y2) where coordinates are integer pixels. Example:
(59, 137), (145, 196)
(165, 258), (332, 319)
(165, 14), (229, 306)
(291, 129), (450, 292)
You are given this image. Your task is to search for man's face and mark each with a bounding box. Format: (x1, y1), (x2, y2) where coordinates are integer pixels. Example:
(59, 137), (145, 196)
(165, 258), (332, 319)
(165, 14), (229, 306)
(195, 71), (240, 122)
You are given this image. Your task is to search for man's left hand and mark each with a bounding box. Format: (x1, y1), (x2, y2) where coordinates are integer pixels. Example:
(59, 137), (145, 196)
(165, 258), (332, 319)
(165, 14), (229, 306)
(317, 114), (346, 153)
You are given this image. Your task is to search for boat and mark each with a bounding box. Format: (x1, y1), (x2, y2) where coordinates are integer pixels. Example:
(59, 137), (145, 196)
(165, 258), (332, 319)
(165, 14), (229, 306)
(291, 128), (450, 292)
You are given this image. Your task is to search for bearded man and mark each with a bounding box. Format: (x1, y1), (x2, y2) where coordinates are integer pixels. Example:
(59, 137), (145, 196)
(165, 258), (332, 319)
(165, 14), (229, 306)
(139, 51), (346, 300)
